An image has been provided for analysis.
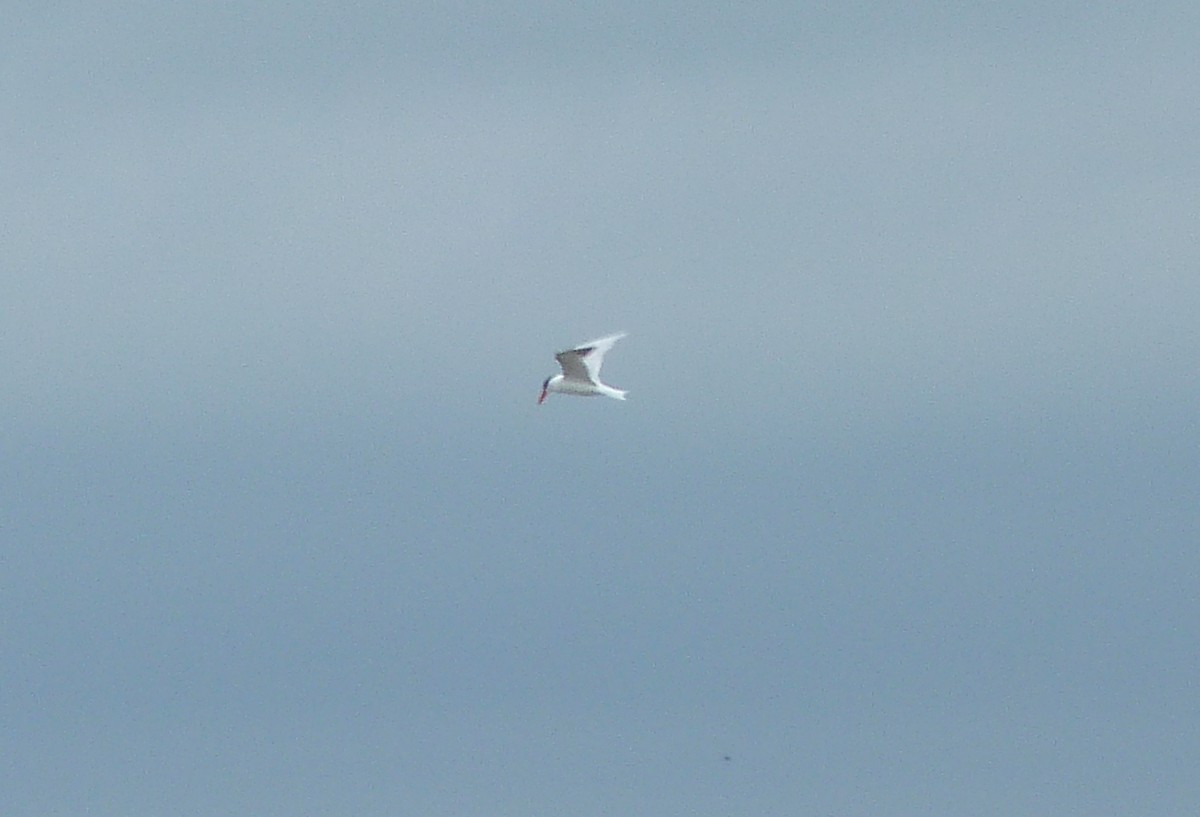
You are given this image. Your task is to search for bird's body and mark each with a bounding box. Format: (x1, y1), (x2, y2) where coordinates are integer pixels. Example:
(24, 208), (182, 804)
(539, 332), (628, 404)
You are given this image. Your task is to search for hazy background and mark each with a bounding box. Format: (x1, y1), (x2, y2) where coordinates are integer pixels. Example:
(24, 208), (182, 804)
(3, 2), (1198, 815)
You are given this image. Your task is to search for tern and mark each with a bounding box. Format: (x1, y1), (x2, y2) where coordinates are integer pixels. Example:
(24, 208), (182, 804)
(538, 332), (628, 404)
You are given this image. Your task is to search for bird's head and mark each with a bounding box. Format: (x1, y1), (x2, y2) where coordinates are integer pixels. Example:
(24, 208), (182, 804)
(537, 376), (551, 405)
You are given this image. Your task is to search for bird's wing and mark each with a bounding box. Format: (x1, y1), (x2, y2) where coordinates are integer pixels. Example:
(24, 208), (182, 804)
(554, 348), (592, 383)
(556, 332), (626, 384)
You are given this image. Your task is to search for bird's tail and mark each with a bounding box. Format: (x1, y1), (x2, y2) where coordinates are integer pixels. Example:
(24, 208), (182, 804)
(603, 386), (628, 401)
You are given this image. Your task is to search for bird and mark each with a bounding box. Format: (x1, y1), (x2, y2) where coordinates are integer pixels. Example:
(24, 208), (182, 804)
(538, 332), (628, 404)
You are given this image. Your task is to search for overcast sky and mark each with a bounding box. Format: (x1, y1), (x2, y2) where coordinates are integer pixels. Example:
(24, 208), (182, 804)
(3, 3), (1199, 815)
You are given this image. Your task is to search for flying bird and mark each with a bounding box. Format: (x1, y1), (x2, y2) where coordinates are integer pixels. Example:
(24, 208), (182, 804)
(538, 332), (628, 404)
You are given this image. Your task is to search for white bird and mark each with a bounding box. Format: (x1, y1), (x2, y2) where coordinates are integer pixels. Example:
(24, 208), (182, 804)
(538, 332), (628, 404)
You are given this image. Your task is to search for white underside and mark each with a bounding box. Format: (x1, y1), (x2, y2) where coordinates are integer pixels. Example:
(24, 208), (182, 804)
(547, 375), (627, 400)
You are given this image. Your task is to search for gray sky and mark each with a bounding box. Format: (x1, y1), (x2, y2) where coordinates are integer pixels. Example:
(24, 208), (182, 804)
(3, 2), (1198, 815)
